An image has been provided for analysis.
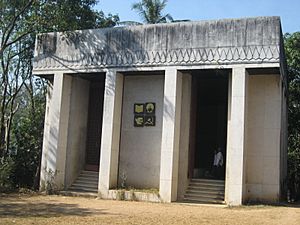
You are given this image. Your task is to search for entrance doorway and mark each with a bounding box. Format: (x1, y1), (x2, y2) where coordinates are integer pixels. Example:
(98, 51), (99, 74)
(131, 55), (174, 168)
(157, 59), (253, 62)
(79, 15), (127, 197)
(85, 75), (105, 171)
(189, 70), (229, 180)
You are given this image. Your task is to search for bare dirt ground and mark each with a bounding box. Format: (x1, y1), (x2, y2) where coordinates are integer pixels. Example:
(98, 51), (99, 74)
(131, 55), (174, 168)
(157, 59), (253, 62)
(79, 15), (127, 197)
(0, 194), (299, 225)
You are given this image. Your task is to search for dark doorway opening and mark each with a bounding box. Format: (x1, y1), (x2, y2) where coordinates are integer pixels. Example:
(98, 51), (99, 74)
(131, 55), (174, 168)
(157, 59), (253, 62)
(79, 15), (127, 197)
(189, 70), (229, 180)
(84, 74), (105, 172)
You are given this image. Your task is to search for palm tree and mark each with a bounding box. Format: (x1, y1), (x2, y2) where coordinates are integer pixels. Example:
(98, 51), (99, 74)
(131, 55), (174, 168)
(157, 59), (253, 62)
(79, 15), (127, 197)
(131, 0), (173, 24)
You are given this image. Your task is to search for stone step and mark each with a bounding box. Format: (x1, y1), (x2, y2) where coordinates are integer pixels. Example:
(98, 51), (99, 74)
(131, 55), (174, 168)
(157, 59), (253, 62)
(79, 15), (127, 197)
(188, 182), (225, 188)
(191, 179), (225, 184)
(184, 192), (224, 200)
(74, 182), (98, 188)
(185, 189), (224, 196)
(68, 170), (99, 193)
(72, 181), (98, 188)
(190, 179), (225, 186)
(74, 177), (98, 184)
(183, 197), (225, 204)
(60, 191), (98, 198)
(80, 170), (99, 176)
(183, 179), (225, 204)
(79, 171), (99, 178)
(68, 186), (98, 193)
(187, 185), (224, 192)
(75, 177), (98, 184)
(184, 193), (224, 201)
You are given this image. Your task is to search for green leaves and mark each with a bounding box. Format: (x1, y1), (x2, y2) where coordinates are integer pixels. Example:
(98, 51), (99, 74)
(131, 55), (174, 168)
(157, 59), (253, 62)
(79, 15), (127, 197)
(0, 157), (15, 191)
(285, 33), (300, 64)
(36, 0), (119, 32)
(285, 32), (300, 198)
(10, 88), (46, 189)
(131, 0), (173, 24)
(285, 32), (300, 138)
(0, 0), (119, 190)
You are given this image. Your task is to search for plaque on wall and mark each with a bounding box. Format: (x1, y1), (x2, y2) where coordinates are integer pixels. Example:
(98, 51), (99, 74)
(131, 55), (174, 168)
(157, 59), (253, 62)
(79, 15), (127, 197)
(134, 103), (144, 114)
(144, 115), (156, 126)
(145, 102), (155, 115)
(133, 102), (156, 127)
(134, 115), (144, 127)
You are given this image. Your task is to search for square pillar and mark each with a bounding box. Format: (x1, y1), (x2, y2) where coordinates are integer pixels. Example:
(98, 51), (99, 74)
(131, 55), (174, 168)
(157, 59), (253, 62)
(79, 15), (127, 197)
(99, 70), (123, 198)
(40, 79), (53, 190)
(225, 66), (248, 205)
(159, 68), (182, 202)
(177, 73), (192, 199)
(40, 73), (72, 190)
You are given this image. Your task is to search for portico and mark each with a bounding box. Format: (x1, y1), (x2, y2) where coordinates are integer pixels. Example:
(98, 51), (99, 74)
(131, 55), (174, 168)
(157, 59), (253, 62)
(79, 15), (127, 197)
(34, 16), (287, 205)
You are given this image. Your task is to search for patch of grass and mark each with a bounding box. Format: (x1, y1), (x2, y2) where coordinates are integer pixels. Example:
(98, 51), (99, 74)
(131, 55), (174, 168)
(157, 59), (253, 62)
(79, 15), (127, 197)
(112, 187), (159, 194)
(129, 188), (159, 194)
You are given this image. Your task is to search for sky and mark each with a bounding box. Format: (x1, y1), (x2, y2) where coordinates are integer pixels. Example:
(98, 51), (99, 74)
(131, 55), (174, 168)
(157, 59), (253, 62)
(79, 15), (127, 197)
(95, 0), (299, 33)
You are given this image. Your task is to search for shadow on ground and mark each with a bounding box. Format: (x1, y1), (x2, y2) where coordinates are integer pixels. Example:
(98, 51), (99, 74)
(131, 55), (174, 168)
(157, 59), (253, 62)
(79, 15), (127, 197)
(282, 202), (300, 209)
(0, 195), (109, 218)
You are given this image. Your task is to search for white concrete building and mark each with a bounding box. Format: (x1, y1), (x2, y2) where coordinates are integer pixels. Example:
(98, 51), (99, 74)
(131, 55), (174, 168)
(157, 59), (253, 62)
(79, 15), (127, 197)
(33, 17), (287, 205)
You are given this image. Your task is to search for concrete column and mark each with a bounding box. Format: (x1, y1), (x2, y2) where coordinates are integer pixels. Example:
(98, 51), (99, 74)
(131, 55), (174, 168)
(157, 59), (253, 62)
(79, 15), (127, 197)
(225, 66), (248, 205)
(177, 73), (192, 200)
(159, 68), (183, 202)
(99, 70), (124, 197)
(40, 73), (72, 190)
(40, 79), (53, 190)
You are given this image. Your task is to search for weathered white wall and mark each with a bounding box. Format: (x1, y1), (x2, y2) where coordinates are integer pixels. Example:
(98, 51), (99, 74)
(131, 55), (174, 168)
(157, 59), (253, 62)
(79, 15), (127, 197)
(119, 75), (164, 189)
(225, 67), (248, 205)
(40, 79), (53, 190)
(177, 73), (192, 200)
(65, 77), (90, 188)
(280, 81), (288, 197)
(33, 17), (282, 72)
(246, 74), (282, 202)
(99, 71), (124, 197)
(159, 69), (182, 202)
(40, 73), (72, 190)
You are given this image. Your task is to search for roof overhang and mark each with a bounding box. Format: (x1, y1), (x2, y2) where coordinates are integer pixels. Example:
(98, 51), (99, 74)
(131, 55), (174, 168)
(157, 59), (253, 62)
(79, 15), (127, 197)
(33, 16), (286, 77)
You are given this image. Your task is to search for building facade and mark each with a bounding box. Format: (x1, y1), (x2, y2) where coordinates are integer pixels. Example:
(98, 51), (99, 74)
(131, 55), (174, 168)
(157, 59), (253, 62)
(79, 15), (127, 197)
(33, 16), (287, 205)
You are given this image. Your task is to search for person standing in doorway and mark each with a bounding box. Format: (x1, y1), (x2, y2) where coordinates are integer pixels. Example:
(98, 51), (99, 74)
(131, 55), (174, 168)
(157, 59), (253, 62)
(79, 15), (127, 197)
(213, 147), (224, 179)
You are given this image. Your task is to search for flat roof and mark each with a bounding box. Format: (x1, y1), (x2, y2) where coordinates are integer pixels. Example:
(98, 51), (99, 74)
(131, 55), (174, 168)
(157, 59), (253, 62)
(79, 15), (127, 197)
(33, 16), (285, 73)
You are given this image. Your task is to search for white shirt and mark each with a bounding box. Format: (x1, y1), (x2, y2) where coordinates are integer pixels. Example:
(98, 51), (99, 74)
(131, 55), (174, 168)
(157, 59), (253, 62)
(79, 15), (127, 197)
(213, 152), (223, 167)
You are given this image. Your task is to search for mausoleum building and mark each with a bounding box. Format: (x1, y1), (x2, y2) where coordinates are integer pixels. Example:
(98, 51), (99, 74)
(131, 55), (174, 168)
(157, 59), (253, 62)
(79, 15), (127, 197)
(33, 16), (287, 205)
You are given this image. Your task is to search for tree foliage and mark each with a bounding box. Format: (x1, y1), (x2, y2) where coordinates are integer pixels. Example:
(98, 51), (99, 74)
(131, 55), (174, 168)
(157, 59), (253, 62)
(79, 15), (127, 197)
(132, 0), (173, 24)
(0, 0), (35, 157)
(10, 81), (46, 189)
(284, 32), (300, 199)
(37, 0), (119, 32)
(0, 0), (119, 191)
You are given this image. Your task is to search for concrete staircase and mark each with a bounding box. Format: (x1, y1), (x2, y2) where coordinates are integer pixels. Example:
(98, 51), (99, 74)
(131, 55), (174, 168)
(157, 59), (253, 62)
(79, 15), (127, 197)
(68, 170), (99, 193)
(183, 179), (225, 204)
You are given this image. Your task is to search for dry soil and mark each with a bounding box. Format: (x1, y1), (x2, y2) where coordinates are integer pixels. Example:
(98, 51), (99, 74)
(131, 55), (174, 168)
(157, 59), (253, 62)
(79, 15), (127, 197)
(0, 194), (299, 225)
